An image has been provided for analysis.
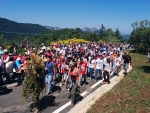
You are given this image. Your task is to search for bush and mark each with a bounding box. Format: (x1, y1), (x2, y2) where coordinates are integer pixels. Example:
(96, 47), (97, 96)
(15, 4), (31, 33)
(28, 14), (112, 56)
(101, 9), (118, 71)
(50, 38), (89, 45)
(138, 45), (145, 53)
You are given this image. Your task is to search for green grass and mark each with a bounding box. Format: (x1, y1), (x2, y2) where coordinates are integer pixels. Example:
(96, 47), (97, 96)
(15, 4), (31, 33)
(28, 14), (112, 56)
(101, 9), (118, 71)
(87, 53), (150, 113)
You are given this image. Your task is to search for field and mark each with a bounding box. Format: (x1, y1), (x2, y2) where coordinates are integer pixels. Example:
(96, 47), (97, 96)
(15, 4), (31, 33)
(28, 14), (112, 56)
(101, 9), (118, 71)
(87, 53), (150, 113)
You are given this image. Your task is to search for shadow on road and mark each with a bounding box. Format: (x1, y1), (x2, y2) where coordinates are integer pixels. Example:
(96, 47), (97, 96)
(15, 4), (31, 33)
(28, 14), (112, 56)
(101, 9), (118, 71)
(52, 86), (61, 93)
(0, 86), (13, 95)
(74, 94), (83, 105)
(40, 95), (59, 112)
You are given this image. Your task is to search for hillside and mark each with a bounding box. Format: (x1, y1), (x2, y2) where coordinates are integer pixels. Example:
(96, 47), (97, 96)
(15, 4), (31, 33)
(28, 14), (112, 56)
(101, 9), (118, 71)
(0, 17), (50, 37)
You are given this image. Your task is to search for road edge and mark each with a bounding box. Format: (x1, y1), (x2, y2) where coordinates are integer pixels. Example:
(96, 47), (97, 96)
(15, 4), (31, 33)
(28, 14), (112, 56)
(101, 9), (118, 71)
(68, 66), (132, 113)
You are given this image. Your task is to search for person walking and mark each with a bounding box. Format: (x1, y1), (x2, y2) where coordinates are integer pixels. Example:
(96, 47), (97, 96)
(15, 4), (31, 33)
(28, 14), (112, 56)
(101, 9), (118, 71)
(78, 58), (88, 86)
(87, 56), (95, 80)
(94, 55), (103, 82)
(45, 56), (56, 94)
(59, 57), (69, 87)
(103, 58), (111, 84)
(65, 61), (80, 108)
(113, 54), (121, 76)
(23, 54), (45, 113)
(122, 52), (131, 75)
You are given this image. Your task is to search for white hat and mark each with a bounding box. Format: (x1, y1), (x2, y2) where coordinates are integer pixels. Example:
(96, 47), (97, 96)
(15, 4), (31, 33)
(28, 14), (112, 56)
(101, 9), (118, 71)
(4, 49), (8, 53)
(102, 51), (107, 54)
(47, 47), (50, 50)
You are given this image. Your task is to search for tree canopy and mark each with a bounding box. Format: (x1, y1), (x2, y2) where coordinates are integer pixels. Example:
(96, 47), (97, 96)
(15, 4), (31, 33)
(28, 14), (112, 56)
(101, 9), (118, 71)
(129, 20), (150, 53)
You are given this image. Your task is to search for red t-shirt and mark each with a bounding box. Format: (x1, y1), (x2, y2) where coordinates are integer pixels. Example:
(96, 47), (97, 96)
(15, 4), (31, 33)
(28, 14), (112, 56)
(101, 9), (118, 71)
(79, 62), (87, 75)
(60, 60), (67, 74)
(70, 68), (79, 80)
(3, 54), (9, 60)
(22, 56), (29, 63)
(53, 60), (58, 68)
(46, 52), (52, 57)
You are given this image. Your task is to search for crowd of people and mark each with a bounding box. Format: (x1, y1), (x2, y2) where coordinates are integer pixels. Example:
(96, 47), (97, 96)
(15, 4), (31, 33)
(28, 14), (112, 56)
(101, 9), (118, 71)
(0, 42), (132, 111)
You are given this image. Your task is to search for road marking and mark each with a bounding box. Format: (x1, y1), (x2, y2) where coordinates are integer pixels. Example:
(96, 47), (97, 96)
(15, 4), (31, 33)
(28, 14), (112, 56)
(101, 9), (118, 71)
(53, 101), (70, 113)
(7, 83), (17, 87)
(80, 91), (87, 96)
(90, 80), (103, 89)
(53, 91), (87, 113)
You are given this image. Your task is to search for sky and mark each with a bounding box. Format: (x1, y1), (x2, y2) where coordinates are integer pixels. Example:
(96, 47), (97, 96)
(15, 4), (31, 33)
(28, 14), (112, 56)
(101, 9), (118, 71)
(0, 0), (150, 34)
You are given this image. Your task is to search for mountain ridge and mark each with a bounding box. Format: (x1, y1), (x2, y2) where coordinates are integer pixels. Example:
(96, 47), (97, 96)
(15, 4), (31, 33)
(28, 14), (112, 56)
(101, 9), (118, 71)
(44, 26), (130, 39)
(0, 17), (130, 39)
(0, 17), (50, 34)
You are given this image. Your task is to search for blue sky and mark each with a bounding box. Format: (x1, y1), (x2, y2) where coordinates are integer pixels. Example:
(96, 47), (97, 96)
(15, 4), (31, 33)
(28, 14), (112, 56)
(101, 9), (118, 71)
(0, 0), (150, 34)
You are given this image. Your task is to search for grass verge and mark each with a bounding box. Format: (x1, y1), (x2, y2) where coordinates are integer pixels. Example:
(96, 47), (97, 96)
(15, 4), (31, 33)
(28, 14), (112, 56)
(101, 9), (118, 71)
(87, 53), (150, 113)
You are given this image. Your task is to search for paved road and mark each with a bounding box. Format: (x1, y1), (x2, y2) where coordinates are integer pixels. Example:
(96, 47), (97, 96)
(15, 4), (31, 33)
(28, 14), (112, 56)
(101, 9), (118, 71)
(0, 72), (119, 113)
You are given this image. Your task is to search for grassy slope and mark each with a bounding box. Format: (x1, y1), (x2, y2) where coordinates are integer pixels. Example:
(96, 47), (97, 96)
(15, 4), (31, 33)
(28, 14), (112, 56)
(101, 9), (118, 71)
(87, 53), (150, 113)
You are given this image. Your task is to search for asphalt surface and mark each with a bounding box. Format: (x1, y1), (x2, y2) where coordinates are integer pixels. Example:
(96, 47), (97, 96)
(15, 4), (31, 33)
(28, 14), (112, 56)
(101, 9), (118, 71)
(0, 72), (120, 113)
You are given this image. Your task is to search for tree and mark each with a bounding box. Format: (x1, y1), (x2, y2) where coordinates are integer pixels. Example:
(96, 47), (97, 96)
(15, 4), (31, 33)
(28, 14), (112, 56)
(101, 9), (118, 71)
(99, 24), (106, 38)
(115, 28), (120, 38)
(129, 20), (150, 52)
(105, 28), (114, 36)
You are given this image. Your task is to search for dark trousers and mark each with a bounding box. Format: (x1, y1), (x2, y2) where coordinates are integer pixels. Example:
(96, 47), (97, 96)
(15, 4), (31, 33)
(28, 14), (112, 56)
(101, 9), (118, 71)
(89, 68), (94, 78)
(71, 81), (78, 103)
(103, 70), (110, 82)
(80, 74), (86, 86)
(11, 72), (16, 82)
(0, 70), (3, 83)
(16, 73), (22, 85)
(6, 73), (11, 82)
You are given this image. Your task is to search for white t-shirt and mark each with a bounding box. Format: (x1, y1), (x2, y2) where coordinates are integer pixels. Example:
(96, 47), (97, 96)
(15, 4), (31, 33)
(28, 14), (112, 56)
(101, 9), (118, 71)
(103, 58), (107, 65)
(95, 58), (103, 69)
(104, 63), (111, 72)
(115, 57), (121, 66)
(41, 46), (46, 50)
(59, 49), (65, 56)
(56, 48), (60, 52)
(6, 61), (14, 73)
(88, 56), (92, 61)
(83, 58), (87, 62)
(88, 60), (95, 68)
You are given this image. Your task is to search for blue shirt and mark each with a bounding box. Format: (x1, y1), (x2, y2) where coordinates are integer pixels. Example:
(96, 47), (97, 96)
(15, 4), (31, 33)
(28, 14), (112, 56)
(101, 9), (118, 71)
(46, 61), (55, 75)
(0, 50), (4, 57)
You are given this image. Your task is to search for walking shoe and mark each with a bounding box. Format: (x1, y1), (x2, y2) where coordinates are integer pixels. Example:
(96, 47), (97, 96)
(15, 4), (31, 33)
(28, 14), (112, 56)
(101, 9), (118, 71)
(70, 101), (74, 108)
(15, 84), (20, 87)
(46, 92), (49, 95)
(103, 80), (106, 84)
(33, 107), (39, 113)
(59, 83), (62, 87)
(85, 82), (88, 85)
